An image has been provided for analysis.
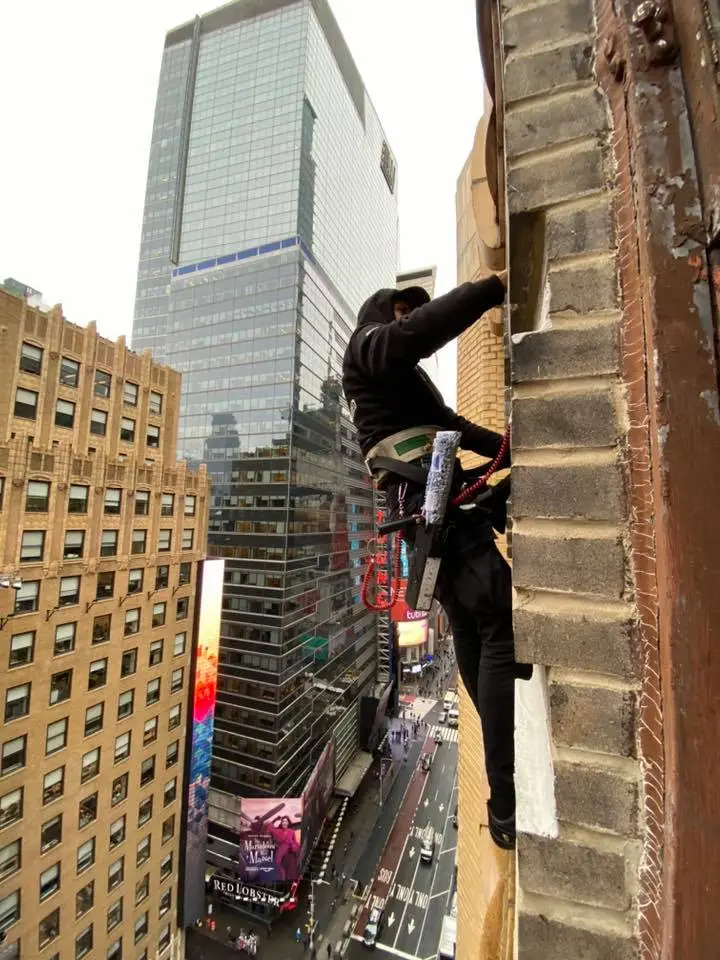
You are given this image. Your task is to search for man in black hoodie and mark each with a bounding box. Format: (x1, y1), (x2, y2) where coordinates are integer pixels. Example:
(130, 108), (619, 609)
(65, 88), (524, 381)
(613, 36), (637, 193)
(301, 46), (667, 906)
(342, 275), (531, 850)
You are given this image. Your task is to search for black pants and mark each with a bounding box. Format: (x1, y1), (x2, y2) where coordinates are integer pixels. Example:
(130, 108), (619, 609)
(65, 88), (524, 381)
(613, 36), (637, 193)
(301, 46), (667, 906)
(434, 518), (519, 820)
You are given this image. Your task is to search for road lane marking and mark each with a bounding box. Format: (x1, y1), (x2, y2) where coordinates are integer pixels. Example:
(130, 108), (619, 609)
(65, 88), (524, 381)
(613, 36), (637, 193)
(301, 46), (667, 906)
(430, 888), (451, 899)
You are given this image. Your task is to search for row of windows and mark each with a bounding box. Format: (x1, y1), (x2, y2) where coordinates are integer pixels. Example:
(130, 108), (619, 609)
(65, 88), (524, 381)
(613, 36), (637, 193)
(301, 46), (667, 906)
(19, 341), (164, 413)
(12, 576), (191, 619)
(0, 477), (197, 518)
(18, 526), (196, 562)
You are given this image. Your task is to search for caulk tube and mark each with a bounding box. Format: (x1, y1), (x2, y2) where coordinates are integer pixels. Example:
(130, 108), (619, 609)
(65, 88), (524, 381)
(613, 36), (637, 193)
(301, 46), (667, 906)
(422, 431), (461, 525)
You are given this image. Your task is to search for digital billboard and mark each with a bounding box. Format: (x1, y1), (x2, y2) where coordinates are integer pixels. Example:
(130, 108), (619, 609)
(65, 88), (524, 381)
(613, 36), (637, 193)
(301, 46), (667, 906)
(238, 798), (303, 883)
(182, 558), (224, 926)
(397, 618), (429, 649)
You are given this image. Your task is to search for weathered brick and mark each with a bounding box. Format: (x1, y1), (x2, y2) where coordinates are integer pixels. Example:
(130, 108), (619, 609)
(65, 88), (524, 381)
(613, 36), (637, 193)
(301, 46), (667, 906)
(514, 603), (638, 679)
(518, 913), (638, 960)
(550, 681), (637, 755)
(508, 141), (606, 213)
(512, 461), (624, 522)
(547, 198), (615, 260)
(512, 324), (618, 383)
(513, 532), (625, 598)
(518, 833), (630, 910)
(512, 389), (620, 449)
(555, 760), (639, 835)
(549, 259), (619, 315)
(503, 0), (593, 50)
(506, 87), (607, 160)
(505, 39), (595, 102)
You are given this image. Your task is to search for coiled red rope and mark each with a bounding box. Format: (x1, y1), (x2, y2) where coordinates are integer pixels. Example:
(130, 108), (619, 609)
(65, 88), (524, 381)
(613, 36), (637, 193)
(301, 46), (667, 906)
(451, 424), (511, 507)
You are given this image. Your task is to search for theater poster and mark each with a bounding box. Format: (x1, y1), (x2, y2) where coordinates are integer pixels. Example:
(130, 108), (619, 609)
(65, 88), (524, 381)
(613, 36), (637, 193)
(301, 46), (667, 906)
(237, 797), (303, 883)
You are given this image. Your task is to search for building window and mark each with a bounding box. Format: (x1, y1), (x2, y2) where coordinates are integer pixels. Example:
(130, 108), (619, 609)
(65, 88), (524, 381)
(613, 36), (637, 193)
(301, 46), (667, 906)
(20, 341), (43, 374)
(165, 741), (179, 768)
(0, 787), (22, 829)
(1, 735), (26, 775)
(182, 528), (194, 550)
(163, 779), (176, 807)
(155, 565), (169, 590)
(146, 678), (161, 706)
(160, 852), (173, 881)
(136, 835), (151, 867)
(53, 621), (76, 655)
(117, 690), (134, 720)
(161, 815), (175, 845)
(14, 387), (38, 419)
(124, 608), (140, 636)
(39, 906), (60, 947)
(59, 575), (80, 606)
(4, 683), (30, 722)
(178, 562), (192, 585)
(40, 813), (62, 854)
(140, 756), (155, 787)
(152, 602), (166, 627)
(39, 861), (60, 901)
(176, 596), (189, 620)
(173, 632), (187, 657)
(26, 479), (50, 511)
(160, 493), (174, 516)
(88, 658), (108, 690)
(104, 488), (122, 514)
(138, 796), (153, 827)
(159, 923), (171, 954)
(78, 793), (98, 829)
(90, 408), (108, 435)
(120, 416), (136, 442)
(92, 614), (111, 644)
(135, 874), (149, 906)
(55, 398), (76, 428)
(76, 880), (94, 918)
(81, 747), (100, 784)
(147, 424), (160, 448)
(148, 640), (163, 668)
(76, 923), (94, 959)
(94, 369), (111, 397)
(46, 718), (68, 754)
(131, 529), (147, 554)
(114, 731), (131, 764)
(168, 704), (181, 731)
(143, 717), (158, 746)
(14, 579), (39, 614)
(149, 391), (163, 415)
(0, 889), (20, 935)
(120, 648), (137, 678)
(109, 815), (126, 850)
(68, 483), (89, 513)
(60, 356), (80, 387)
(0, 839), (21, 880)
(100, 529), (118, 557)
(123, 380), (138, 406)
(96, 570), (115, 599)
(77, 836), (96, 873)
(170, 668), (184, 694)
(8, 630), (34, 667)
(107, 937), (122, 960)
(111, 773), (128, 806)
(42, 768), (64, 806)
(135, 911), (149, 943)
(158, 529), (171, 552)
(84, 702), (104, 737)
(127, 568), (143, 594)
(134, 490), (149, 516)
(64, 529), (85, 559)
(20, 530), (45, 562)
(184, 494), (196, 516)
(49, 668), (72, 705)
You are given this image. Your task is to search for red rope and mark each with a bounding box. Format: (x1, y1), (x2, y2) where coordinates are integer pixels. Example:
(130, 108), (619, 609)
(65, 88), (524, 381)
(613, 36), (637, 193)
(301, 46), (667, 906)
(451, 425), (511, 507)
(361, 530), (404, 612)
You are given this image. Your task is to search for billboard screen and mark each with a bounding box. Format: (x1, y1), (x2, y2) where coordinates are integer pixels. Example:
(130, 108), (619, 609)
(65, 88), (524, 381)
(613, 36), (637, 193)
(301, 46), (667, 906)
(301, 740), (335, 862)
(397, 618), (429, 649)
(182, 558), (224, 926)
(238, 798), (303, 883)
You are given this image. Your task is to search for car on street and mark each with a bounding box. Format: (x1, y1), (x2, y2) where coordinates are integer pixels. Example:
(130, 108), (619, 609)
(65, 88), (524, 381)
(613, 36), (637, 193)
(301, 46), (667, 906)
(452, 806), (458, 828)
(434, 730), (443, 745)
(420, 824), (436, 864)
(438, 710), (447, 724)
(363, 907), (384, 948)
(421, 753), (432, 772)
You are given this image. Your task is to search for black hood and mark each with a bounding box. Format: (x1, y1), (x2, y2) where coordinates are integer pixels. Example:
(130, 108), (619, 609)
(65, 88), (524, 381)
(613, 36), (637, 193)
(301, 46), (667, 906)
(356, 285), (431, 327)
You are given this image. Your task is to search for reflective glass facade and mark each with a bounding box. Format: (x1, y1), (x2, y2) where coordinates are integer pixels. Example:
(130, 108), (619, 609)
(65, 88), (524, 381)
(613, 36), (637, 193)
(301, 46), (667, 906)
(132, 0), (397, 809)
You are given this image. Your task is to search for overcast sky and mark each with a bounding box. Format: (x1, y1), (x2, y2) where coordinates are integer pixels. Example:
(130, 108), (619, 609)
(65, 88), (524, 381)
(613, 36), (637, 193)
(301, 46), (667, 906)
(0, 0), (484, 401)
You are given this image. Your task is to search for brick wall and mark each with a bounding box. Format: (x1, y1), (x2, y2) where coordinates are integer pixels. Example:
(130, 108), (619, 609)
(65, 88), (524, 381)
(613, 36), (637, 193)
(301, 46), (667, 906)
(500, 0), (640, 954)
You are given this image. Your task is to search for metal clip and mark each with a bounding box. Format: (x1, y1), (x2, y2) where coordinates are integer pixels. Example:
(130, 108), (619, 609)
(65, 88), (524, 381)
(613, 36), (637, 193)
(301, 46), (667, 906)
(631, 1), (678, 67)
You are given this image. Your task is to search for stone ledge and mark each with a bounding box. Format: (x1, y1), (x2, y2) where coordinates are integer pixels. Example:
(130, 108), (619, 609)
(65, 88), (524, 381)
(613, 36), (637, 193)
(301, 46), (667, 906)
(503, 0), (594, 51)
(505, 39), (595, 103)
(513, 460), (624, 521)
(549, 259), (619, 315)
(513, 387), (620, 449)
(513, 530), (626, 599)
(506, 86), (608, 160)
(512, 322), (618, 383)
(508, 141), (607, 213)
(550, 680), (636, 755)
(547, 197), (615, 260)
(518, 911), (638, 959)
(555, 759), (639, 835)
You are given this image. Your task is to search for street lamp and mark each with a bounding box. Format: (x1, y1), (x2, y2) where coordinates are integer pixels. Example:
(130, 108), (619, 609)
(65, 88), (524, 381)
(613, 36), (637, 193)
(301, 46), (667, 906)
(0, 576), (23, 630)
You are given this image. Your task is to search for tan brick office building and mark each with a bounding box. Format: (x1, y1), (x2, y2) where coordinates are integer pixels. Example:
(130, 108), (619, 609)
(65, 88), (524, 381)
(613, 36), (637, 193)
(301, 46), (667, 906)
(0, 287), (209, 960)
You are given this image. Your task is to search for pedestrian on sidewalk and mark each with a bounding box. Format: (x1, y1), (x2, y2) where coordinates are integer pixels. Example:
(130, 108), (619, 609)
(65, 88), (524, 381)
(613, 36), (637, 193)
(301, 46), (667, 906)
(296, 926), (303, 944)
(326, 943), (333, 959)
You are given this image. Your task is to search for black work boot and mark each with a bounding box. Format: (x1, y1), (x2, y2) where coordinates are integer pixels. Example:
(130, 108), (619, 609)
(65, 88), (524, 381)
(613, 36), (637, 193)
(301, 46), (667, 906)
(487, 801), (516, 850)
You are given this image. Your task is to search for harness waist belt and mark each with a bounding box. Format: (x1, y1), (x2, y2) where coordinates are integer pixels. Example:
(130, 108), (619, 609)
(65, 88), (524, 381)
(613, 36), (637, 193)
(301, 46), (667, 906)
(365, 426), (439, 487)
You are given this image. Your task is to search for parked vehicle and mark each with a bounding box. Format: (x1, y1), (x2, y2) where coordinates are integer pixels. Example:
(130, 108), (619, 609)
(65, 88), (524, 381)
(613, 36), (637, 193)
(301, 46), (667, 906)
(434, 730), (443, 745)
(421, 753), (433, 772)
(363, 907), (384, 948)
(438, 710), (447, 724)
(420, 824), (436, 864)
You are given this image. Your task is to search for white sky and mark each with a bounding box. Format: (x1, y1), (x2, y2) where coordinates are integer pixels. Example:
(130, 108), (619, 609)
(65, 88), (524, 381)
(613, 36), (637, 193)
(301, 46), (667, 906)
(0, 0), (484, 403)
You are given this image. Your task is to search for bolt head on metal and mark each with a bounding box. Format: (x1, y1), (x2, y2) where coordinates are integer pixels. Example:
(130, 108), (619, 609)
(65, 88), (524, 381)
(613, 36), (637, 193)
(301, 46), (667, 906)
(633, 0), (657, 25)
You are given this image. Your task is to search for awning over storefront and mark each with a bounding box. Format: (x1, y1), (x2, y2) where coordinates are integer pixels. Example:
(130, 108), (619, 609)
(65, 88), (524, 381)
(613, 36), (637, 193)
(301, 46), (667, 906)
(334, 750), (374, 797)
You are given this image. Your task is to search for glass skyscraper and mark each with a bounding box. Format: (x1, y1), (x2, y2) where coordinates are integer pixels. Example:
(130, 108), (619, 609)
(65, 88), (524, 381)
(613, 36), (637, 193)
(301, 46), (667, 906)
(132, 0), (398, 853)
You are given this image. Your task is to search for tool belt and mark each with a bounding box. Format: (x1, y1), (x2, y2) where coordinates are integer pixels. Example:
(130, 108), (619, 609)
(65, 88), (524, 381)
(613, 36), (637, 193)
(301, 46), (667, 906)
(365, 426), (439, 488)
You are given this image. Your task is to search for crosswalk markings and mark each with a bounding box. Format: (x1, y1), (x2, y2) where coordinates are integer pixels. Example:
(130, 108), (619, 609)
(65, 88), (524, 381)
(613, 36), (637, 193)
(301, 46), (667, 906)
(428, 723), (459, 744)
